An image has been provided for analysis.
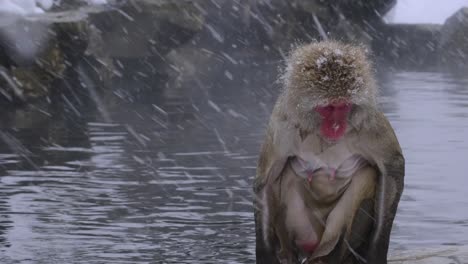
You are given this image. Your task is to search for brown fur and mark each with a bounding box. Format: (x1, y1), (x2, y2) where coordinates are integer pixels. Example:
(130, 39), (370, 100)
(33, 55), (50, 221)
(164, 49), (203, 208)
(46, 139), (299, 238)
(281, 41), (376, 104)
(254, 41), (405, 264)
(278, 41), (378, 132)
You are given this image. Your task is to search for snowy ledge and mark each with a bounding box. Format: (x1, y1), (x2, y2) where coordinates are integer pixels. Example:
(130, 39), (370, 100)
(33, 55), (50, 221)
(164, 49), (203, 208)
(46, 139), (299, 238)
(0, 0), (109, 26)
(21, 5), (110, 23)
(0, 0), (107, 15)
(389, 246), (468, 263)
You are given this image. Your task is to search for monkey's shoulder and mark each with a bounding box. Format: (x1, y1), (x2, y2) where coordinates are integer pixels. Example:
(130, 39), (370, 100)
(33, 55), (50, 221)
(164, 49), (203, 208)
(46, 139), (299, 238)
(267, 110), (302, 150)
(354, 111), (403, 163)
(372, 112), (401, 147)
(255, 111), (298, 187)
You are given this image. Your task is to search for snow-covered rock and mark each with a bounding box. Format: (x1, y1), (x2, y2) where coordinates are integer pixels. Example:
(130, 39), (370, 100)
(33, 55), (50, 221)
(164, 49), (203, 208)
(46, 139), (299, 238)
(0, 0), (49, 15)
(0, 0), (107, 16)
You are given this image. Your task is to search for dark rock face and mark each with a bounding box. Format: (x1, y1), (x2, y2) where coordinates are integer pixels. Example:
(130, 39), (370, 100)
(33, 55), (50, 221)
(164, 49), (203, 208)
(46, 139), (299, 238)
(0, 1), (204, 103)
(332, 0), (396, 22)
(0, 0), (400, 103)
(87, 1), (203, 59)
(84, 0), (398, 76)
(374, 24), (441, 69)
(439, 7), (468, 70)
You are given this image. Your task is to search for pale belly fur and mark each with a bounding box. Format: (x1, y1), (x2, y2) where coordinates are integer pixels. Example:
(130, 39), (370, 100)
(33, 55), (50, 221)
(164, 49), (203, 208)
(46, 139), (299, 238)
(283, 135), (370, 255)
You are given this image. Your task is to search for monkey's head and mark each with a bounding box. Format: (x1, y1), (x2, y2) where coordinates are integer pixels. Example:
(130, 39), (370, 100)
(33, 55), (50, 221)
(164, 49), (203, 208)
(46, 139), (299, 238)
(281, 41), (377, 141)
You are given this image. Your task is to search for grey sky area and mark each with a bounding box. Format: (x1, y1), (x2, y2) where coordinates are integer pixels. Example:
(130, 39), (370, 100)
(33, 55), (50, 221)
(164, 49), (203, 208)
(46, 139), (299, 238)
(386, 0), (468, 24)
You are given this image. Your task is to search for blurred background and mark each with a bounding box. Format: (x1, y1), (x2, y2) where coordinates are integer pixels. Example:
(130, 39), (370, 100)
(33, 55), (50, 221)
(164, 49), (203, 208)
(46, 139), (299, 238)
(0, 0), (468, 263)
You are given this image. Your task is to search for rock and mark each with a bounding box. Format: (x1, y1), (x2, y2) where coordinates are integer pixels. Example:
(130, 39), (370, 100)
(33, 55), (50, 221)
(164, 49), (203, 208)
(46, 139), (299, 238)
(83, 1), (205, 86)
(0, 0), (412, 104)
(0, 20), (52, 67)
(1, 1), (206, 103)
(0, 19), (89, 102)
(87, 1), (204, 59)
(333, 0), (396, 22)
(374, 24), (441, 69)
(264, 0), (396, 49)
(48, 0), (113, 11)
(439, 7), (468, 70)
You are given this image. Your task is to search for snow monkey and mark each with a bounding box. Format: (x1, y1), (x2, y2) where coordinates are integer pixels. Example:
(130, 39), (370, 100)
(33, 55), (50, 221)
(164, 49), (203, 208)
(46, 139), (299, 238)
(253, 41), (405, 264)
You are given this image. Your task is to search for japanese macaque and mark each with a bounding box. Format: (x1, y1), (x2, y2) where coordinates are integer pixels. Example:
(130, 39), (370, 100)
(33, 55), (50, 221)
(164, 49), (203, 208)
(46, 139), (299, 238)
(254, 41), (405, 264)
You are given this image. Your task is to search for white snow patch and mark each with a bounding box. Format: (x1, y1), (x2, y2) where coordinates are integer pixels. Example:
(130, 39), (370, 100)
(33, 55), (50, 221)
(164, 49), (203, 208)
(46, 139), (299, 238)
(152, 104), (168, 116)
(312, 13), (328, 40)
(208, 100), (222, 113)
(227, 109), (248, 120)
(224, 70), (233, 80)
(355, 77), (364, 85)
(316, 56), (327, 68)
(87, 0), (107, 4)
(0, 0), (107, 16)
(0, 0), (45, 15)
(334, 49), (343, 56)
(221, 52), (238, 64)
(173, 151), (226, 156)
(37, 0), (53, 9)
(205, 24), (224, 43)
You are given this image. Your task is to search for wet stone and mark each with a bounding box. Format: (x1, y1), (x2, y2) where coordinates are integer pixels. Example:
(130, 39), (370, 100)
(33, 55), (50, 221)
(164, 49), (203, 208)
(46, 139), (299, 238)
(0, 20), (89, 103)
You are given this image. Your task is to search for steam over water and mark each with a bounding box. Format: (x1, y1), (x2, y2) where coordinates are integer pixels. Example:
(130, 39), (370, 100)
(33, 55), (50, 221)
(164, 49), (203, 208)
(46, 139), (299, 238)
(0, 63), (467, 263)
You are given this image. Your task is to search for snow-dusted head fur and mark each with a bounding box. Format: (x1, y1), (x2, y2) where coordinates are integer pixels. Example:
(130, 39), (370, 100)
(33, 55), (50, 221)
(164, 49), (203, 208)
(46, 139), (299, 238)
(279, 41), (378, 131)
(282, 41), (376, 106)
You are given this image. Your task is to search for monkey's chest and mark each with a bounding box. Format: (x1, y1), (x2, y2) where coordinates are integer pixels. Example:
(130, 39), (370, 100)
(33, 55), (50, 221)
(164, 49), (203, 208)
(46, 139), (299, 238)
(291, 138), (368, 200)
(291, 153), (367, 179)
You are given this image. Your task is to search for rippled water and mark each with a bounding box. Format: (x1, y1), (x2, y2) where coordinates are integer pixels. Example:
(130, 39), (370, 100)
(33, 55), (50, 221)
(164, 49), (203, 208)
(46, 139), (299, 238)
(382, 72), (468, 250)
(0, 66), (468, 263)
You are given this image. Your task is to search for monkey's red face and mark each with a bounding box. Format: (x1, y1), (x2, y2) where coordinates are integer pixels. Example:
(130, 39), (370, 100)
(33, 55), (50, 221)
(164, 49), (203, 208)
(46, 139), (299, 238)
(315, 99), (352, 141)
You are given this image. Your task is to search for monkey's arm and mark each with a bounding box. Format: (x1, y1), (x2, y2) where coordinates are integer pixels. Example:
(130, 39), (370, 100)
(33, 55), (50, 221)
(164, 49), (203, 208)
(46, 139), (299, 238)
(254, 116), (297, 264)
(366, 113), (405, 264)
(254, 106), (298, 191)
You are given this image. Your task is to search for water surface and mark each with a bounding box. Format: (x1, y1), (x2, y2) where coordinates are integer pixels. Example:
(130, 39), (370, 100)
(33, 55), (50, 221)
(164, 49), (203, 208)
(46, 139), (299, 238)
(0, 62), (468, 263)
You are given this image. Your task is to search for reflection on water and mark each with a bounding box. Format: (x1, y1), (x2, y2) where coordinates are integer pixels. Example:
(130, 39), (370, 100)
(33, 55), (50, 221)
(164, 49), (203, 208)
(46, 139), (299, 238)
(0, 68), (468, 263)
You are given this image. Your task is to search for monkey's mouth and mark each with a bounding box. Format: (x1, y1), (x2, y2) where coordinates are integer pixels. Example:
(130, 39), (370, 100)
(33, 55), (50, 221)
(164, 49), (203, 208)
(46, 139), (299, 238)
(320, 118), (348, 141)
(332, 122), (341, 132)
(315, 100), (351, 141)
